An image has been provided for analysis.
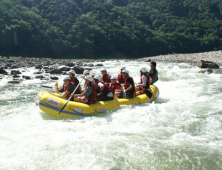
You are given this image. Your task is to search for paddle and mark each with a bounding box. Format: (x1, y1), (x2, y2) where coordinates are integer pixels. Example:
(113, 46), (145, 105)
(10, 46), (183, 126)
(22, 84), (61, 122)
(139, 86), (153, 98)
(41, 85), (53, 88)
(121, 84), (127, 98)
(58, 79), (84, 116)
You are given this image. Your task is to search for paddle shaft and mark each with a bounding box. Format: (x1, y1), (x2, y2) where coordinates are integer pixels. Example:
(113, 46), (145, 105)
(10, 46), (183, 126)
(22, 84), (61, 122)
(58, 79), (83, 116)
(121, 84), (127, 98)
(139, 86), (153, 98)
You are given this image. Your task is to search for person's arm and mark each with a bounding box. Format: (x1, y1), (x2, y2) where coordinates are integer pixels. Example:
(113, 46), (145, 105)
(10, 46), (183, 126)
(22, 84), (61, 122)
(55, 82), (62, 93)
(71, 86), (93, 97)
(148, 68), (155, 76)
(125, 84), (133, 92)
(61, 91), (70, 99)
(138, 75), (147, 88)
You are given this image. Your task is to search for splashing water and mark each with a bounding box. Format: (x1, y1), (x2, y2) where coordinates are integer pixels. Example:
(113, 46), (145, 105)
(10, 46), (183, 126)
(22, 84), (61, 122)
(0, 61), (222, 169)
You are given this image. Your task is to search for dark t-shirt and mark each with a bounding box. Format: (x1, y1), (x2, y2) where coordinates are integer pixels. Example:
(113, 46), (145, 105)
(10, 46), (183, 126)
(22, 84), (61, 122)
(59, 84), (77, 94)
(84, 86), (93, 97)
(126, 77), (135, 95)
(148, 67), (158, 84)
(72, 78), (79, 85)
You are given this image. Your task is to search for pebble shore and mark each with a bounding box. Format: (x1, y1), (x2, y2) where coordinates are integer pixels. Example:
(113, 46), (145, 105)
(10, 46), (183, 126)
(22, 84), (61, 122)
(138, 50), (222, 66)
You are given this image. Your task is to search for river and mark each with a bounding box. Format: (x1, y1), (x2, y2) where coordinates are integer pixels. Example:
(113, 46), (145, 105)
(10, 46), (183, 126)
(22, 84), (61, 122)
(0, 60), (222, 169)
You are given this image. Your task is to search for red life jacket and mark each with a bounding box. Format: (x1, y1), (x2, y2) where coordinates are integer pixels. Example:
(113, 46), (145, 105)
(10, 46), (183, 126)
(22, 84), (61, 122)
(140, 73), (150, 89)
(124, 77), (135, 96)
(101, 74), (111, 84)
(117, 72), (125, 84)
(64, 84), (74, 100)
(70, 77), (81, 94)
(109, 82), (121, 93)
(85, 83), (98, 104)
(100, 82), (112, 95)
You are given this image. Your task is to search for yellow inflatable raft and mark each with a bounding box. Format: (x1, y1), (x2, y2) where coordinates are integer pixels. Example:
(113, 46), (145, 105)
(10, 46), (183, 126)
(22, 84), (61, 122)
(35, 85), (159, 117)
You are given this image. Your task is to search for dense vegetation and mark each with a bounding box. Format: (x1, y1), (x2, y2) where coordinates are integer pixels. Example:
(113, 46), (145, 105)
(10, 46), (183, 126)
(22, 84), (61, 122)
(0, 0), (222, 58)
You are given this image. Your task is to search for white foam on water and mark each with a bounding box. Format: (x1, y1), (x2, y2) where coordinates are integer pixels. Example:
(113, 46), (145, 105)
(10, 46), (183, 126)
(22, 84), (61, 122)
(0, 61), (222, 169)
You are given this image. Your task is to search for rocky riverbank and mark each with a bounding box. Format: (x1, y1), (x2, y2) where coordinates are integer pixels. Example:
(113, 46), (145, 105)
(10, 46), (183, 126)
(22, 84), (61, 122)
(138, 50), (222, 66)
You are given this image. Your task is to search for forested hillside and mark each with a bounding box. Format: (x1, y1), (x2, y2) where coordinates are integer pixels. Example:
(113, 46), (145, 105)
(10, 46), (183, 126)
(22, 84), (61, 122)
(0, 0), (222, 58)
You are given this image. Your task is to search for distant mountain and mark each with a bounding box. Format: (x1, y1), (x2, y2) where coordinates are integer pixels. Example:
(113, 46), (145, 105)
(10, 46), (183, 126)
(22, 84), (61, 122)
(0, 0), (221, 58)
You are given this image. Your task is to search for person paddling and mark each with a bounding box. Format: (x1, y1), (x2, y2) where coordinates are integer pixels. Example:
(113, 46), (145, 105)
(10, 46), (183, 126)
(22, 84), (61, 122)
(148, 61), (158, 85)
(136, 67), (150, 96)
(55, 77), (78, 100)
(82, 70), (90, 88)
(101, 68), (111, 84)
(109, 76), (122, 93)
(71, 76), (97, 104)
(115, 70), (135, 98)
(69, 70), (81, 93)
(94, 75), (113, 101)
(117, 66), (125, 84)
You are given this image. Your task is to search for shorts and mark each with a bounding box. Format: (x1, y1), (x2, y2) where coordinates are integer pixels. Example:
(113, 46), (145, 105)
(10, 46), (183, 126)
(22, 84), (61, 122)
(119, 91), (134, 99)
(78, 97), (88, 104)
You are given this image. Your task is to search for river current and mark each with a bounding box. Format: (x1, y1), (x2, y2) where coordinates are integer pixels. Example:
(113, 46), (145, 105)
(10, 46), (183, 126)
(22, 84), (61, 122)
(0, 60), (222, 169)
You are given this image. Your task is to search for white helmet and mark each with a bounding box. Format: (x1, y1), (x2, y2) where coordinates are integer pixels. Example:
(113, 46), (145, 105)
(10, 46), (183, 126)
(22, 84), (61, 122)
(121, 66), (126, 70)
(91, 72), (96, 77)
(63, 77), (71, 81)
(85, 75), (93, 82)
(101, 68), (107, 72)
(140, 67), (147, 73)
(111, 76), (117, 80)
(122, 70), (129, 74)
(83, 70), (90, 75)
(69, 70), (76, 74)
(94, 75), (102, 81)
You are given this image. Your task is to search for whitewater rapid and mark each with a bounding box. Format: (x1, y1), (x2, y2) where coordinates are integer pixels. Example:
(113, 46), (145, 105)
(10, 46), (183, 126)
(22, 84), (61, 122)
(0, 60), (222, 169)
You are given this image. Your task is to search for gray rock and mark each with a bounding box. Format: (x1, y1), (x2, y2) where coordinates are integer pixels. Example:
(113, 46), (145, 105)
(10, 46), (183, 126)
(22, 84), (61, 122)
(8, 80), (20, 84)
(95, 64), (104, 66)
(73, 66), (84, 74)
(35, 65), (43, 69)
(11, 65), (19, 69)
(43, 66), (49, 70)
(88, 64), (94, 67)
(35, 75), (45, 79)
(50, 76), (59, 80)
(0, 68), (8, 75)
(59, 67), (70, 71)
(50, 69), (62, 74)
(11, 70), (22, 75)
(66, 63), (75, 67)
(197, 60), (219, 69)
(8, 59), (15, 63)
(206, 68), (213, 74)
(13, 74), (21, 78)
(22, 75), (31, 80)
(34, 71), (43, 74)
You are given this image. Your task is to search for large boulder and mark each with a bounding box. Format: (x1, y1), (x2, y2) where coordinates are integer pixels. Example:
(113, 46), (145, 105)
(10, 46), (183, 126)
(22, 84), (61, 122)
(59, 67), (70, 71)
(11, 70), (22, 75)
(50, 69), (62, 74)
(35, 65), (43, 69)
(73, 66), (84, 74)
(22, 75), (31, 80)
(10, 65), (19, 69)
(0, 68), (8, 75)
(50, 76), (59, 80)
(34, 71), (43, 74)
(35, 75), (45, 79)
(66, 63), (75, 67)
(197, 60), (219, 69)
(8, 80), (20, 84)
(95, 64), (104, 66)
